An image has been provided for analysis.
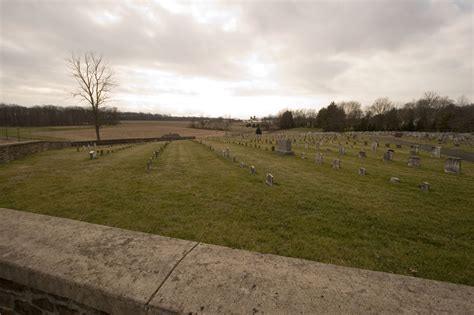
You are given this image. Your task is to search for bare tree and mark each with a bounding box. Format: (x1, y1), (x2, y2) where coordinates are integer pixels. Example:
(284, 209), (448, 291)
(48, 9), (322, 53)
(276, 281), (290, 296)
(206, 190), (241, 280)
(369, 97), (393, 115)
(68, 52), (114, 141)
(456, 95), (470, 107)
(338, 101), (363, 130)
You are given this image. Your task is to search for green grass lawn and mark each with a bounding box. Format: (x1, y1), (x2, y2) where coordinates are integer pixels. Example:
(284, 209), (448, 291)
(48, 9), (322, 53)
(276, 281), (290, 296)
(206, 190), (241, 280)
(1, 139), (473, 285)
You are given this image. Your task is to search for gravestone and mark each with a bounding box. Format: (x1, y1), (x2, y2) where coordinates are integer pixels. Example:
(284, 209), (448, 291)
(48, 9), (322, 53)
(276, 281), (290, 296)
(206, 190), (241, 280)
(305, 143), (309, 150)
(383, 149), (394, 161)
(265, 174), (274, 186)
(371, 142), (378, 151)
(358, 151), (366, 158)
(89, 151), (96, 160)
(339, 147), (345, 155)
(390, 177), (400, 183)
(410, 145), (419, 155)
(225, 147), (230, 158)
(419, 182), (430, 192)
(444, 157), (461, 173)
(332, 159), (341, 169)
(76, 147), (80, 152)
(250, 165), (256, 174)
(301, 152), (306, 160)
(408, 156), (421, 167)
(431, 146), (441, 158)
(240, 161), (245, 168)
(146, 160), (152, 172)
(315, 152), (323, 164)
(358, 167), (367, 175)
(276, 139), (294, 155)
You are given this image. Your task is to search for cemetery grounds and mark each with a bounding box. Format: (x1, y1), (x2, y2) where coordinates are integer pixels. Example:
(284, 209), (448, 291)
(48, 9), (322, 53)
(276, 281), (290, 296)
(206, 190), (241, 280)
(0, 123), (473, 286)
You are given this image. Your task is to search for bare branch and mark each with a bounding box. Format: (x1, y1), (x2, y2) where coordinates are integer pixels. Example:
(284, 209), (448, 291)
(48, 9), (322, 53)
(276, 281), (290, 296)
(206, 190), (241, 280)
(68, 52), (115, 141)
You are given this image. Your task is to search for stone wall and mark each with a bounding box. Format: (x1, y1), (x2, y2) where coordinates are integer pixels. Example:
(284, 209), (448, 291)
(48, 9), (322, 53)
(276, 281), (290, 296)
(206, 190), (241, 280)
(0, 277), (106, 315)
(0, 137), (195, 164)
(71, 136), (195, 147)
(0, 141), (71, 164)
(0, 208), (473, 314)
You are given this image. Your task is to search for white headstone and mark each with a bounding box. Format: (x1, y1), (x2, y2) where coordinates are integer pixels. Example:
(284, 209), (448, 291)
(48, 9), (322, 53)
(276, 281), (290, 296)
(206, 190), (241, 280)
(444, 157), (461, 173)
(431, 146), (441, 158)
(315, 152), (323, 164)
(420, 182), (430, 192)
(383, 150), (394, 161)
(265, 174), (274, 186)
(408, 156), (421, 167)
(276, 139), (294, 155)
(371, 142), (378, 151)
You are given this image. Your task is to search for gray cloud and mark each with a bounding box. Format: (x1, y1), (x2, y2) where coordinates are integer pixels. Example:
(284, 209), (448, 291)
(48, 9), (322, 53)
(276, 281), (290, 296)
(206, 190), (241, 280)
(0, 0), (472, 115)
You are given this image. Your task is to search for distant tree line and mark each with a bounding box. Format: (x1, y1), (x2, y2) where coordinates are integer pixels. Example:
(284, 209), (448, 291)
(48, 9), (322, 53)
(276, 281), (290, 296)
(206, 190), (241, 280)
(0, 104), (119, 127)
(189, 116), (238, 130)
(119, 112), (200, 121)
(0, 103), (240, 130)
(275, 92), (473, 132)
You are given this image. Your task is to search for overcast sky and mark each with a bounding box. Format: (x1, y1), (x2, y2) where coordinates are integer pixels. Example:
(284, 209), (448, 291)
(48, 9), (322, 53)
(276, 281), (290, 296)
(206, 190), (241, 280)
(1, 0), (472, 118)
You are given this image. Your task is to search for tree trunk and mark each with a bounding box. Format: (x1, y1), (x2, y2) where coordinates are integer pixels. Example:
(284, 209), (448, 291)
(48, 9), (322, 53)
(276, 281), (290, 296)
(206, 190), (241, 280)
(95, 124), (100, 141)
(93, 109), (101, 141)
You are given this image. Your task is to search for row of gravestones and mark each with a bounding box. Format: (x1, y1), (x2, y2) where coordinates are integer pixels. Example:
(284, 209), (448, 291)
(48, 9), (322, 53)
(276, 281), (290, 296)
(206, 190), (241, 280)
(381, 148), (461, 173)
(221, 136), (458, 174)
(217, 137), (456, 174)
(274, 139), (462, 174)
(276, 139), (460, 191)
(198, 140), (275, 186)
(146, 142), (169, 172)
(233, 130), (472, 148)
(86, 144), (135, 160)
(248, 131), (471, 152)
(203, 137), (462, 189)
(296, 146), (435, 192)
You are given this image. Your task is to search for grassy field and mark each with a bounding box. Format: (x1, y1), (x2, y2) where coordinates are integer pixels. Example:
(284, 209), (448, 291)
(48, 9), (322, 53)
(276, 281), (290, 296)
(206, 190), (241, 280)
(1, 136), (473, 286)
(0, 120), (227, 143)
